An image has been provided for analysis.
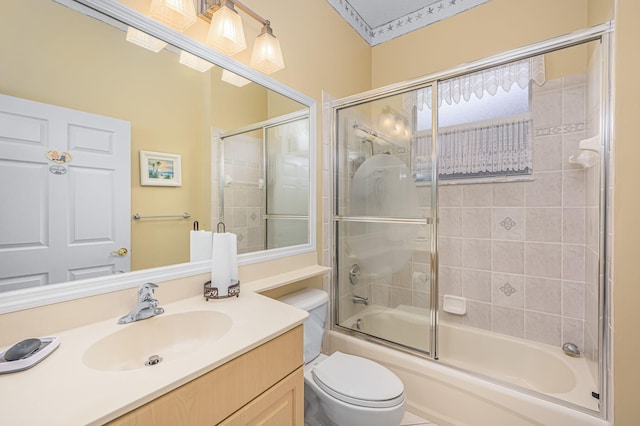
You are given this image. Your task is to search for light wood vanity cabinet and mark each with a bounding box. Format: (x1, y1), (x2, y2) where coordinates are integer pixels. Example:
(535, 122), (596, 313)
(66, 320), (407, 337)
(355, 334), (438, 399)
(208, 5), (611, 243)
(108, 325), (304, 426)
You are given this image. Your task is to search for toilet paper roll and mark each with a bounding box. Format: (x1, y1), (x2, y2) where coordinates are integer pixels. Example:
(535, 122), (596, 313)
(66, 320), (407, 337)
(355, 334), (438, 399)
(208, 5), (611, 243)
(190, 230), (212, 262)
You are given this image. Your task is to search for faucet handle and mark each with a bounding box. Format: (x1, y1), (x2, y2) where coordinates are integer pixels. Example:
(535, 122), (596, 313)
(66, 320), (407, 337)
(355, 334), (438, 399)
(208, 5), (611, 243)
(138, 282), (158, 301)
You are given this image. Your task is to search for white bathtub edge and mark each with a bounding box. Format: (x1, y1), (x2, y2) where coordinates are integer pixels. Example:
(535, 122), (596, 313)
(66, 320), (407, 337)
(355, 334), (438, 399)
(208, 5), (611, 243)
(327, 330), (610, 426)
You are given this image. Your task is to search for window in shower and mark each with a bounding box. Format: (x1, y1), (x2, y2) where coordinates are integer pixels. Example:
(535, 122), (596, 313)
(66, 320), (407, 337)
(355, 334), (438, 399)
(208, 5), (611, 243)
(413, 57), (544, 182)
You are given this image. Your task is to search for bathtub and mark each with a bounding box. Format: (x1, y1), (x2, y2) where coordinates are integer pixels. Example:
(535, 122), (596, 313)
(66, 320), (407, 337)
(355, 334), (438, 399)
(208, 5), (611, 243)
(330, 305), (606, 426)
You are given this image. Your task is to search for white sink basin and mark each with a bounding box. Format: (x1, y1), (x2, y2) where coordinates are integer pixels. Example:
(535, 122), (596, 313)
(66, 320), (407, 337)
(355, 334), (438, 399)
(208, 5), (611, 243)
(82, 310), (232, 371)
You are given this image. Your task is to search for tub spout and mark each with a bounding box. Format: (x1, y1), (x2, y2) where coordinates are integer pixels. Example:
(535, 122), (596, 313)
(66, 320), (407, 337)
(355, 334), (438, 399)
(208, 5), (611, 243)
(352, 295), (369, 306)
(562, 342), (581, 357)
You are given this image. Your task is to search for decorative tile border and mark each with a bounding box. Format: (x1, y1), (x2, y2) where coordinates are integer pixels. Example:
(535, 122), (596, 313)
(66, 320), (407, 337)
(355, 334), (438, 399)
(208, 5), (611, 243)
(325, 0), (492, 46)
(534, 122), (585, 137)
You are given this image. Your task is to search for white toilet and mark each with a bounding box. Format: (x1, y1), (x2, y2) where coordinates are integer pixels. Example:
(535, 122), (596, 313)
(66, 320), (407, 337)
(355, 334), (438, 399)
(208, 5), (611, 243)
(278, 288), (406, 426)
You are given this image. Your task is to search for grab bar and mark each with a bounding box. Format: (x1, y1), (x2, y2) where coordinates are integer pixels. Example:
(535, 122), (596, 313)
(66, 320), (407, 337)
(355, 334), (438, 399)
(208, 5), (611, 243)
(133, 212), (191, 220)
(334, 215), (432, 225)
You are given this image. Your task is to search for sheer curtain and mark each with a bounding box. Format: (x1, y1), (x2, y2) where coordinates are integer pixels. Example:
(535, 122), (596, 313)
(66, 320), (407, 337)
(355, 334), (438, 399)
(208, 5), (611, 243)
(403, 56), (545, 112)
(409, 56), (543, 180)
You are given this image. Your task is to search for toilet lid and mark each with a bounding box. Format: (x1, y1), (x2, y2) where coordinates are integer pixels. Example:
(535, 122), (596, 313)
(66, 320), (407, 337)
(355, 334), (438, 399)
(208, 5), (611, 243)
(312, 352), (405, 409)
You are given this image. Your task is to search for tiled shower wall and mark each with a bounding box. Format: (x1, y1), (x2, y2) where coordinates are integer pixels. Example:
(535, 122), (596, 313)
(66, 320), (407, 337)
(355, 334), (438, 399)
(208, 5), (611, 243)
(328, 73), (603, 352)
(222, 134), (266, 254)
(436, 74), (594, 348)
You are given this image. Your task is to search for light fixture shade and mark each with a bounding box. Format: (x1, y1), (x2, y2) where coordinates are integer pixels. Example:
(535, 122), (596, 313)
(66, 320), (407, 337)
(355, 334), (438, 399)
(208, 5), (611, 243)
(179, 51), (214, 72)
(149, 0), (197, 32)
(125, 27), (167, 52)
(250, 30), (285, 74)
(221, 69), (251, 87)
(206, 4), (246, 56)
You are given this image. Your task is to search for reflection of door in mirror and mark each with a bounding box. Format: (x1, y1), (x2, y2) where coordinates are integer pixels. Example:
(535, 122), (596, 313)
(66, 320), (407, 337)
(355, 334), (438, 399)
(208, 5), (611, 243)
(0, 94), (131, 290)
(220, 112), (309, 254)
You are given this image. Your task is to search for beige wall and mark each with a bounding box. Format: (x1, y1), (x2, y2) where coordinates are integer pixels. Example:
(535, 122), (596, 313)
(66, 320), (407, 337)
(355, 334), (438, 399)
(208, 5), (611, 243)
(1, 0), (211, 271)
(612, 0), (640, 423)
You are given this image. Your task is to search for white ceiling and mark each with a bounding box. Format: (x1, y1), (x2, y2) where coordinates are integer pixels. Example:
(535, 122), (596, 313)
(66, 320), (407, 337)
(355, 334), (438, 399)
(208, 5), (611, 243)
(325, 0), (492, 46)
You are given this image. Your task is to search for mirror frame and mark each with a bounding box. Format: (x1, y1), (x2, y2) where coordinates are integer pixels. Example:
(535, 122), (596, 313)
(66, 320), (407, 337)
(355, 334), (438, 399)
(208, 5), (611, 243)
(0, 0), (317, 314)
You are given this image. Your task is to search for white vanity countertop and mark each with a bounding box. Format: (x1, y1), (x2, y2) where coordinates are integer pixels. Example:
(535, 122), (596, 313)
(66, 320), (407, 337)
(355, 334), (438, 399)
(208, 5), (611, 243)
(0, 291), (308, 426)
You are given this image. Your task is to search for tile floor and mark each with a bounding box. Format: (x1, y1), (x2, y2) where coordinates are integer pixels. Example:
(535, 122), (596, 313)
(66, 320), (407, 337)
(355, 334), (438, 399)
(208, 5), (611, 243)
(402, 411), (438, 426)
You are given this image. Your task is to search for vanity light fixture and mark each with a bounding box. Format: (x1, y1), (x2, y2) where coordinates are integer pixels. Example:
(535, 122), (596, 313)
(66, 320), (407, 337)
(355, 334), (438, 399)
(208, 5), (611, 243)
(125, 27), (168, 52)
(149, 0), (198, 32)
(199, 0), (285, 74)
(206, 0), (246, 56)
(179, 50), (215, 72)
(250, 21), (285, 74)
(221, 69), (251, 87)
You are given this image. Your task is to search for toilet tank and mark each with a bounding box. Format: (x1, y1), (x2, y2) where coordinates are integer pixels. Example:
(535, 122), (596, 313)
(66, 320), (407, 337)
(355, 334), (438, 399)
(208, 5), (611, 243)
(277, 288), (328, 363)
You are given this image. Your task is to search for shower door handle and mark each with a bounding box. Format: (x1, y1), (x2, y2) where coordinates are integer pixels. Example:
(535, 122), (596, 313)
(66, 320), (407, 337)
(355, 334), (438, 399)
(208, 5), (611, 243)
(334, 216), (432, 225)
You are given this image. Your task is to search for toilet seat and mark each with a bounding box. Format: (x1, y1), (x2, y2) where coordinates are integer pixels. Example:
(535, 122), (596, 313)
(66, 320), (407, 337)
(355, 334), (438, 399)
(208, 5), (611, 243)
(311, 352), (405, 409)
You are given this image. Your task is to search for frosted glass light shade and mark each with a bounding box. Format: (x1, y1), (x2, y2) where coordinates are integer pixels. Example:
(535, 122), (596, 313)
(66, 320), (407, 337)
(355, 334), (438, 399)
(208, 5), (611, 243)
(221, 69), (251, 87)
(149, 0), (197, 32)
(206, 5), (246, 56)
(179, 51), (214, 72)
(125, 27), (167, 52)
(250, 31), (285, 74)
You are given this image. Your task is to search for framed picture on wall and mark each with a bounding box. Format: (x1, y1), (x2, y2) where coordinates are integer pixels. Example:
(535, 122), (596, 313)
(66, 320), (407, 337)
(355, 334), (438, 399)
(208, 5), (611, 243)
(140, 150), (182, 187)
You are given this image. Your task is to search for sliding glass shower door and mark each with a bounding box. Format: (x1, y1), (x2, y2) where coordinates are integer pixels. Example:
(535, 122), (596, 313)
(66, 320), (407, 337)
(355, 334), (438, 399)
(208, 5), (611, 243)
(334, 88), (436, 355)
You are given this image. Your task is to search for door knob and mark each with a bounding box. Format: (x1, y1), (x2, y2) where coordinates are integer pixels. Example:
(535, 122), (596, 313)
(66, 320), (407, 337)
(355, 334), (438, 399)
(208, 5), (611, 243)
(110, 248), (128, 256)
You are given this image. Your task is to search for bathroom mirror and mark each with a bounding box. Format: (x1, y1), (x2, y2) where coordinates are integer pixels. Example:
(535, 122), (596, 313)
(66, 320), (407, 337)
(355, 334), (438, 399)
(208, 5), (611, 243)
(0, 0), (316, 312)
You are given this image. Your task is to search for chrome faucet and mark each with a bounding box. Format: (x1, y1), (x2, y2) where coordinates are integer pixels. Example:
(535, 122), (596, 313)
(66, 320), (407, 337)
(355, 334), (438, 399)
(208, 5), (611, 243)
(352, 295), (369, 306)
(118, 283), (165, 324)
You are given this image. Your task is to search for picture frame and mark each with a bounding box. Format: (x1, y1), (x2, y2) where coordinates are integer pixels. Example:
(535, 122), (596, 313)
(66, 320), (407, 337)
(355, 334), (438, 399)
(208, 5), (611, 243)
(139, 150), (182, 187)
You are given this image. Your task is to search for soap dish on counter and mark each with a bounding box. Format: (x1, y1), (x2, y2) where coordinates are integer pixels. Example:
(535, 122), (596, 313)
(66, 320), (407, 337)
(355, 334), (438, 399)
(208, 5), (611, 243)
(0, 336), (60, 374)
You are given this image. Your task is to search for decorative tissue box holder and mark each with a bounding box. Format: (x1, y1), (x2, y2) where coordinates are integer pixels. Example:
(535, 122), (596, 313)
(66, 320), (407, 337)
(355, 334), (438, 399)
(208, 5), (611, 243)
(204, 280), (240, 300)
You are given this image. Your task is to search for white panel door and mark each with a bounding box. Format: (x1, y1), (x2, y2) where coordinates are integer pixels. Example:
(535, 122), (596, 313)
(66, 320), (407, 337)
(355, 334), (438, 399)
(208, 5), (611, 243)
(0, 94), (131, 290)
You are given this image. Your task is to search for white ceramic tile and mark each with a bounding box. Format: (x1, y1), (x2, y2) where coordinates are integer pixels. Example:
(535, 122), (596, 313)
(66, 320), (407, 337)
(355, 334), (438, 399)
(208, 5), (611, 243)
(525, 172), (562, 207)
(532, 89), (562, 128)
(439, 237), (462, 267)
(439, 185), (462, 207)
(562, 281), (585, 319)
(525, 311), (562, 346)
(562, 170), (586, 207)
(462, 208), (492, 238)
(492, 240), (524, 274)
(462, 300), (492, 330)
(525, 276), (562, 314)
(439, 266), (462, 296)
(439, 207), (462, 237)
(562, 244), (585, 281)
(462, 239), (492, 270)
(492, 182), (525, 207)
(525, 242), (561, 279)
(526, 207), (562, 243)
(463, 183), (492, 207)
(563, 84), (586, 124)
(461, 269), (492, 302)
(492, 305), (525, 338)
(533, 134), (562, 172)
(562, 207), (585, 244)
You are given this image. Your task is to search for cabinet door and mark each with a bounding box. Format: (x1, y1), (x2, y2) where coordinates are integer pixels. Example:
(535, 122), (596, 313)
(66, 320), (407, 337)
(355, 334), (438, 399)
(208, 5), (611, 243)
(220, 367), (303, 426)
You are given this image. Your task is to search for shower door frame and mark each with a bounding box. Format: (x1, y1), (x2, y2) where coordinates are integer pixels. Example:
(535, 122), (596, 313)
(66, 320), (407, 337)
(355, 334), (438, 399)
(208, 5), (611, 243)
(330, 22), (613, 418)
(217, 109), (311, 251)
